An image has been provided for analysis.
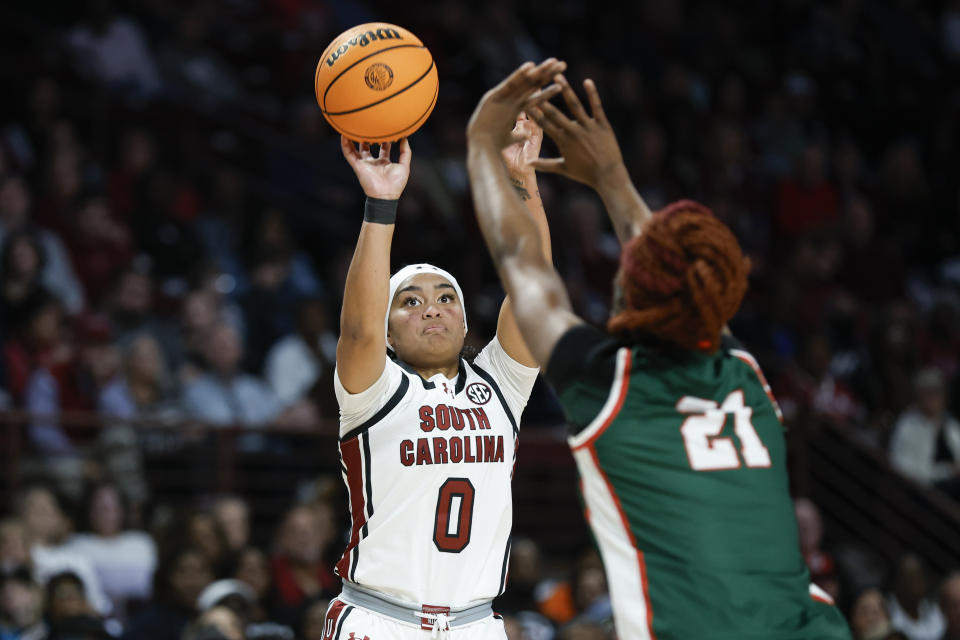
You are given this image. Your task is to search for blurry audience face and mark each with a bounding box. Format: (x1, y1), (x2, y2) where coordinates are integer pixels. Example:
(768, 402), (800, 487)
(794, 498), (823, 554)
(0, 176), (31, 228)
(942, 574), (960, 633)
(89, 485), (123, 537)
(233, 548), (270, 599)
(850, 588), (890, 640)
(574, 566), (608, 612)
(0, 520), (29, 570)
(0, 577), (41, 628)
(50, 148), (81, 200)
(301, 598), (328, 640)
(47, 575), (90, 620)
(203, 324), (243, 377)
(189, 513), (225, 566)
(213, 498), (249, 552)
(20, 487), (67, 546)
(509, 538), (541, 587)
(169, 550), (213, 610)
(113, 271), (152, 318)
(122, 130), (154, 173)
(914, 371), (946, 419)
(278, 506), (327, 566)
(799, 144), (826, 185)
(182, 290), (218, 334)
(126, 334), (164, 383)
(502, 615), (523, 640)
(6, 236), (42, 280)
(297, 300), (329, 341)
(894, 554), (929, 607)
(199, 605), (244, 640)
(29, 302), (64, 349)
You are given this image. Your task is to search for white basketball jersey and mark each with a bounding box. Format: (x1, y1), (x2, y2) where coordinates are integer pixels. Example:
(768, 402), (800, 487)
(334, 338), (538, 608)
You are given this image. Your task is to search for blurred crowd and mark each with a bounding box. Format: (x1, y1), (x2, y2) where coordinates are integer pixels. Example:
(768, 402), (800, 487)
(2, 0), (960, 638)
(2, 481), (960, 640)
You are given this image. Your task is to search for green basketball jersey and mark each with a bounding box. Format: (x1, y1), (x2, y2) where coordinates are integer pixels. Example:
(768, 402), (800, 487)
(545, 325), (851, 640)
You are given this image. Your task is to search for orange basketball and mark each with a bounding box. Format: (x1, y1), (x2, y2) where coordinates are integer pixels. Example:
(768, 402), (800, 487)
(315, 23), (438, 144)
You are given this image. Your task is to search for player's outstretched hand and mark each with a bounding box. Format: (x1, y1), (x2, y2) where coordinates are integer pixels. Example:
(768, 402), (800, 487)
(528, 75), (625, 189)
(340, 136), (412, 200)
(467, 59), (565, 149)
(501, 112), (543, 181)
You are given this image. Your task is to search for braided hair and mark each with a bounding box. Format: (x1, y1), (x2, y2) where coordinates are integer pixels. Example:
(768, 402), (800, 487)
(607, 199), (750, 353)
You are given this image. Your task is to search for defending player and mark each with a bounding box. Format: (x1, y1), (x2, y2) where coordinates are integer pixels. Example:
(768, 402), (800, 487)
(465, 64), (852, 639)
(327, 59), (566, 640)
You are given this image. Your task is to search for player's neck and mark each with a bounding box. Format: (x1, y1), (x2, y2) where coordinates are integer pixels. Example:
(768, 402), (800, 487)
(413, 362), (459, 381)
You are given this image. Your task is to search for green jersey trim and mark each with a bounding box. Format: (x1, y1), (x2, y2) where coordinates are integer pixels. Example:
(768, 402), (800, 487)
(573, 443), (656, 639)
(568, 348), (632, 450)
(729, 348), (784, 423)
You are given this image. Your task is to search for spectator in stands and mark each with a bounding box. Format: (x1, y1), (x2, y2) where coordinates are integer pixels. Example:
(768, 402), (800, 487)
(64, 0), (162, 99)
(889, 369), (960, 498)
(0, 519), (29, 573)
(63, 192), (135, 307)
(849, 587), (893, 640)
(184, 605), (245, 640)
(120, 546), (212, 640)
(887, 553), (945, 640)
(263, 297), (337, 419)
(795, 497), (841, 602)
(774, 141), (840, 238)
(157, 9), (242, 107)
(14, 485), (111, 617)
(61, 483), (156, 617)
(105, 267), (181, 371)
(98, 332), (182, 422)
(298, 596), (328, 640)
(269, 504), (337, 623)
(184, 512), (229, 579)
(0, 566), (46, 640)
(941, 572), (960, 640)
(43, 571), (109, 637)
(211, 496), (250, 555)
(0, 174), (85, 316)
(0, 230), (49, 340)
(228, 547), (273, 624)
(183, 322), (316, 430)
(23, 311), (118, 466)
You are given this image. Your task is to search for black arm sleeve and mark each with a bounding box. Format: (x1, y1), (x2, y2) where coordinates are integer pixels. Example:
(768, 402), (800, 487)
(544, 323), (612, 396)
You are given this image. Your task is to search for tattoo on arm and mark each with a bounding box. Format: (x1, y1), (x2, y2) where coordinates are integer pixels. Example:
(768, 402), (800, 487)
(510, 177), (532, 201)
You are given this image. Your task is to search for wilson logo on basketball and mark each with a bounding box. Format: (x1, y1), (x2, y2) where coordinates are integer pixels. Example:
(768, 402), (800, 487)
(466, 382), (492, 405)
(325, 27), (403, 67)
(364, 63), (394, 90)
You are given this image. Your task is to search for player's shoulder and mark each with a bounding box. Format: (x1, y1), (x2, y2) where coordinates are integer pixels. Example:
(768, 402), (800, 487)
(544, 323), (622, 396)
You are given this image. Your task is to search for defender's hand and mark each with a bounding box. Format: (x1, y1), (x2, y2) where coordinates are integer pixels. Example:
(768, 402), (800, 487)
(501, 113), (544, 180)
(467, 59), (565, 149)
(528, 75), (626, 189)
(340, 136), (412, 200)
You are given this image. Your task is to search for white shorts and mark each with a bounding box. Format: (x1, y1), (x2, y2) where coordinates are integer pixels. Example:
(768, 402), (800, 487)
(322, 597), (507, 640)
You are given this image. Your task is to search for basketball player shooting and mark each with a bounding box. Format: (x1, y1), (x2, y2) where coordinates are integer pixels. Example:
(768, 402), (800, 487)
(327, 59), (566, 640)
(465, 65), (853, 639)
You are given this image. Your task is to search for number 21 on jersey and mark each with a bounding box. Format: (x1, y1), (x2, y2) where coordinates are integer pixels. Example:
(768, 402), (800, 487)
(677, 390), (771, 471)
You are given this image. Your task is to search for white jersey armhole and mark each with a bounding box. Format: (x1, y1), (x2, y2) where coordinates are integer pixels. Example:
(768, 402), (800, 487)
(472, 336), (539, 424)
(335, 360), (405, 437)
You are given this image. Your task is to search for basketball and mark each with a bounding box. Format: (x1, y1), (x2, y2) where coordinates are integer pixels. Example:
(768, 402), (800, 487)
(315, 23), (438, 144)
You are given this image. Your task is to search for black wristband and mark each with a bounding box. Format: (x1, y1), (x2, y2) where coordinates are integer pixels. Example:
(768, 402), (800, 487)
(363, 197), (399, 225)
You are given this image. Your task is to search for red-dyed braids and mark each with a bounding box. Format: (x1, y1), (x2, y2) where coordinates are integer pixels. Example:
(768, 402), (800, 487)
(607, 199), (750, 352)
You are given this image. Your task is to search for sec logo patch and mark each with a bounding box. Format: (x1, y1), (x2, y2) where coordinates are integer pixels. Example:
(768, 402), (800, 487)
(466, 382), (491, 405)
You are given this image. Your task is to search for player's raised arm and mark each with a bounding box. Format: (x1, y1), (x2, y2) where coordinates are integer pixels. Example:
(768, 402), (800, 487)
(336, 136), (412, 393)
(529, 74), (652, 245)
(493, 113), (554, 367)
(466, 60), (582, 370)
